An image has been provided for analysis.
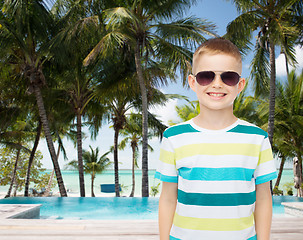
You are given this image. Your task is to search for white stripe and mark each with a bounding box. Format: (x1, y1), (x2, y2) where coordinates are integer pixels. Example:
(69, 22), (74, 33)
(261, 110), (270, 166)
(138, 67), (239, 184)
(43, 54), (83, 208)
(254, 160), (277, 178)
(238, 119), (258, 127)
(156, 162), (178, 177)
(170, 225), (256, 240)
(160, 137), (174, 152)
(175, 202), (255, 219)
(260, 138), (271, 151)
(169, 132), (264, 149)
(178, 178), (256, 194)
(176, 155), (258, 169)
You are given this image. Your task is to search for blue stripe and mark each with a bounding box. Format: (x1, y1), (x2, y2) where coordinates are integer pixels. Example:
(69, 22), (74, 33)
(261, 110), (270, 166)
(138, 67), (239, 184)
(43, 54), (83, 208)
(247, 235), (257, 240)
(155, 172), (178, 183)
(170, 236), (181, 240)
(179, 167), (254, 181)
(171, 234), (256, 240)
(255, 172), (277, 185)
(228, 124), (268, 138)
(178, 189), (256, 206)
(164, 124), (200, 138)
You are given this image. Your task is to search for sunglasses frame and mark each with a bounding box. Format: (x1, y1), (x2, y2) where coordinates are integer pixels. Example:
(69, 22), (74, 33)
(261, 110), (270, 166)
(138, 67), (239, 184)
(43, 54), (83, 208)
(194, 71), (241, 86)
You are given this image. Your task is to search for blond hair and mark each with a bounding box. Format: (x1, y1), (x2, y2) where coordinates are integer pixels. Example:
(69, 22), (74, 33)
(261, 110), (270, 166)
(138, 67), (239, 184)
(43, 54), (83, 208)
(193, 38), (242, 73)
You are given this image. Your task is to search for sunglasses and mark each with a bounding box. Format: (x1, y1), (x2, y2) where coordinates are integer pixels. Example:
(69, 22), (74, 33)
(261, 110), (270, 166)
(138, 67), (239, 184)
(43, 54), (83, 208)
(194, 71), (241, 86)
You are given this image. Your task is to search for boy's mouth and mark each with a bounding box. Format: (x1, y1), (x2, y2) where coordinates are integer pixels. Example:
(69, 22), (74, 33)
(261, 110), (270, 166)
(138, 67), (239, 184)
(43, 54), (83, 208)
(207, 92), (227, 97)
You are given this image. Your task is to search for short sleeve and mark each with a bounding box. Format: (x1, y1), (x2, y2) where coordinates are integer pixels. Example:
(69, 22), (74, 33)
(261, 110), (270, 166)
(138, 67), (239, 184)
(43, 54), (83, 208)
(254, 136), (277, 185)
(155, 136), (178, 183)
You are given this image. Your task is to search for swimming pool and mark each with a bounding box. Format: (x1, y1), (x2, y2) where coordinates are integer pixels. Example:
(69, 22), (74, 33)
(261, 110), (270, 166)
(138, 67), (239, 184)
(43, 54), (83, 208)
(0, 197), (158, 220)
(0, 196), (302, 220)
(272, 195), (303, 215)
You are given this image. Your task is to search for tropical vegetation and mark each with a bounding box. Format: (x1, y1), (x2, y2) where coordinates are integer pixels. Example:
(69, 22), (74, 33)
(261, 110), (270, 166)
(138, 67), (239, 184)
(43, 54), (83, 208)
(0, 0), (302, 198)
(66, 145), (111, 197)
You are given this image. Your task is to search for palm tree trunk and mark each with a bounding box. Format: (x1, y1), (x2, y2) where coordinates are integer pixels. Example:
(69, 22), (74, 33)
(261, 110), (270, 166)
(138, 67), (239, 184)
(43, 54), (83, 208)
(274, 154), (286, 189)
(135, 43), (149, 197)
(13, 183), (19, 197)
(5, 148), (21, 198)
(268, 41), (276, 195)
(42, 145), (60, 197)
(91, 174), (95, 197)
(114, 128), (120, 197)
(24, 120), (42, 197)
(268, 41), (276, 146)
(296, 149), (303, 197)
(33, 85), (67, 197)
(129, 143), (136, 197)
(77, 112), (85, 197)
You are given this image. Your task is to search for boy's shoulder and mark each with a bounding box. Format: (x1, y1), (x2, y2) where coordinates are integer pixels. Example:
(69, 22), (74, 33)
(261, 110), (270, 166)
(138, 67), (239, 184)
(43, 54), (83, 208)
(232, 119), (268, 138)
(163, 120), (199, 138)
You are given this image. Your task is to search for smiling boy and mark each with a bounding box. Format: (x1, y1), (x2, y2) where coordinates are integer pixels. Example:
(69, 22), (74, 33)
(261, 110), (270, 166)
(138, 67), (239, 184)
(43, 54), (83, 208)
(155, 38), (277, 240)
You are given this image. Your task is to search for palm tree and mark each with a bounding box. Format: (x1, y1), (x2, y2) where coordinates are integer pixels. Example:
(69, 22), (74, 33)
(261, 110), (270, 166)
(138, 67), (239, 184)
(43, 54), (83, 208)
(233, 81), (261, 125)
(273, 71), (303, 196)
(1, 120), (33, 198)
(108, 97), (132, 197)
(119, 113), (166, 197)
(226, 0), (302, 145)
(66, 146), (111, 197)
(84, 0), (217, 196)
(0, 0), (67, 196)
(24, 120), (42, 197)
(49, 0), (114, 197)
(119, 115), (141, 197)
(257, 70), (303, 196)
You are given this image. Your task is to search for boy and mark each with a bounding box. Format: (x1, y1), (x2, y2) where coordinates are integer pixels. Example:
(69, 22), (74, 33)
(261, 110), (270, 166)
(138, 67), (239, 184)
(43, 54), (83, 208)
(155, 38), (277, 240)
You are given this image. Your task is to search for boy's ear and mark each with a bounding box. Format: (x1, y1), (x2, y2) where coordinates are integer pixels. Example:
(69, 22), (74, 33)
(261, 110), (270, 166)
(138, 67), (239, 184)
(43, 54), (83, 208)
(188, 74), (196, 92)
(237, 78), (246, 94)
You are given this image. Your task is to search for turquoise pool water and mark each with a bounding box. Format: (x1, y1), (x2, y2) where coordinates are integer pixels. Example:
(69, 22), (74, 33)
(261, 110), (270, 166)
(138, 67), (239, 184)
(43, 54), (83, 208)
(0, 196), (302, 220)
(0, 197), (158, 220)
(272, 195), (303, 215)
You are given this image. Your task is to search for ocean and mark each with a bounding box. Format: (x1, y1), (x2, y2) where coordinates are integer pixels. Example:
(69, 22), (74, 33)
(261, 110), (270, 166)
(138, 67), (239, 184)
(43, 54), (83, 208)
(0, 169), (161, 197)
(56, 169), (161, 196)
(0, 169), (297, 197)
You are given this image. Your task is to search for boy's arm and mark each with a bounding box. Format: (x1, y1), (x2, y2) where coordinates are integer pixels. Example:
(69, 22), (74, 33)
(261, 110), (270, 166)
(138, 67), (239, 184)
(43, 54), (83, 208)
(159, 181), (178, 240)
(254, 181), (272, 240)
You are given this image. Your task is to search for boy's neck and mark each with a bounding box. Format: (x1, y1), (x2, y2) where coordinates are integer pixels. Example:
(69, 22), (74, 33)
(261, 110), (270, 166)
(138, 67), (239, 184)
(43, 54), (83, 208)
(193, 108), (238, 130)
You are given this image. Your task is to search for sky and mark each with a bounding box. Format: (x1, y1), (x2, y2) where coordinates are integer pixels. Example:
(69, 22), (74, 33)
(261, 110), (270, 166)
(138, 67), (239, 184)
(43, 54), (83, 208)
(37, 0), (303, 170)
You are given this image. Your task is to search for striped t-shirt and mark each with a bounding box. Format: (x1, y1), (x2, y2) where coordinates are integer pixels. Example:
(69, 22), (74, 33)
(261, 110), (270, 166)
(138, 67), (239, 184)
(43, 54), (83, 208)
(155, 118), (277, 240)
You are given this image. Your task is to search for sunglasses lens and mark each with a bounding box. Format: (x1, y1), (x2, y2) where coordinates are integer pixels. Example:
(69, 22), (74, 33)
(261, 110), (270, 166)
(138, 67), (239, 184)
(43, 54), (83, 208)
(221, 71), (240, 86)
(195, 71), (215, 86)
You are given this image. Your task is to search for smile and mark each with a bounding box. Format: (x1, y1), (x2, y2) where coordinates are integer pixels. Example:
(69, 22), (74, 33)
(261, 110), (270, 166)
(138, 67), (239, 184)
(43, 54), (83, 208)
(207, 93), (226, 97)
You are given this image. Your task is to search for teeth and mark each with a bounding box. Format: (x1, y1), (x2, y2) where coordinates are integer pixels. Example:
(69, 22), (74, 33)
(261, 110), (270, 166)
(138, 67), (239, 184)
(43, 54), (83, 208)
(209, 93), (225, 97)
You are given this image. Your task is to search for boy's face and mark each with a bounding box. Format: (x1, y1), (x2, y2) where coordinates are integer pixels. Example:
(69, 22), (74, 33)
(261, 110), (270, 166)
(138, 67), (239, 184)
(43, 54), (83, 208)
(188, 53), (245, 113)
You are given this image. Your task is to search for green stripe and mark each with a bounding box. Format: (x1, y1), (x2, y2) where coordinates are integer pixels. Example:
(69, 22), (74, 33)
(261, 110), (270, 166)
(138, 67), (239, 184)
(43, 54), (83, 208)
(178, 189), (256, 206)
(228, 124), (268, 138)
(164, 124), (200, 138)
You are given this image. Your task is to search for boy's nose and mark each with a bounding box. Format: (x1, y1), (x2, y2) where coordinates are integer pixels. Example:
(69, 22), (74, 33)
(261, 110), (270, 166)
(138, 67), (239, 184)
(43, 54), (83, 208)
(211, 74), (224, 87)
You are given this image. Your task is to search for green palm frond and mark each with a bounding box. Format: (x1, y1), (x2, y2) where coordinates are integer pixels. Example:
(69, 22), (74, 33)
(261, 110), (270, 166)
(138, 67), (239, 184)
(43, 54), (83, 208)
(225, 10), (260, 55)
(250, 42), (270, 97)
(228, 0), (256, 12)
(83, 31), (128, 66)
(105, 7), (142, 31)
(155, 17), (217, 48)
(145, 0), (194, 20)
